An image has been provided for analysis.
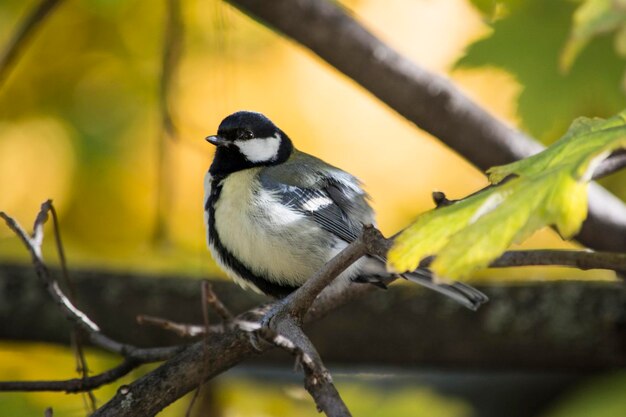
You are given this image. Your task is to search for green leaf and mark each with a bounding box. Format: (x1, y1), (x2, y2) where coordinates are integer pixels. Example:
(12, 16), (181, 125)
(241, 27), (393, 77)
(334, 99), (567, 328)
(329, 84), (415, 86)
(387, 110), (626, 279)
(458, 0), (626, 142)
(560, 0), (626, 72)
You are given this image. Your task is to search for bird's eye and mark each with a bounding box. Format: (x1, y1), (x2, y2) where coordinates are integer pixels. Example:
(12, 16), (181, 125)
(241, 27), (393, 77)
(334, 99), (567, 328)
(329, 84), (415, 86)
(238, 129), (254, 140)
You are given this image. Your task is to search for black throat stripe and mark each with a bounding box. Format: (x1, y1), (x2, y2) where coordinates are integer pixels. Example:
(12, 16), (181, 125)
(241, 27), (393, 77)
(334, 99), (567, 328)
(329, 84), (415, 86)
(205, 174), (300, 298)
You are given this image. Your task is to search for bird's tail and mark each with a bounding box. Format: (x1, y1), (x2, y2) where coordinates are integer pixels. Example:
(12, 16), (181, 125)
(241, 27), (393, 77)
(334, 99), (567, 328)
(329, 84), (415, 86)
(402, 269), (488, 311)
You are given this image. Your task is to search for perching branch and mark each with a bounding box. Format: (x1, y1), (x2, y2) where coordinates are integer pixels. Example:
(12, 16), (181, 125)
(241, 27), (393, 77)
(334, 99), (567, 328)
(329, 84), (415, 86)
(253, 229), (382, 416)
(285, 228), (370, 322)
(225, 0), (626, 252)
(89, 222), (626, 416)
(92, 222), (385, 417)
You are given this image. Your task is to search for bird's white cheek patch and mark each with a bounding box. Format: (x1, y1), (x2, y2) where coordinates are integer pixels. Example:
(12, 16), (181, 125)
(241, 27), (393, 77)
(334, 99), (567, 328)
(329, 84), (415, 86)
(235, 134), (281, 163)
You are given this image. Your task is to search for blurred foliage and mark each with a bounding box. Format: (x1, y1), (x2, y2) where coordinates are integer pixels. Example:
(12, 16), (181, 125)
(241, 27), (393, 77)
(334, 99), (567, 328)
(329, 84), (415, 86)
(460, 0), (625, 143)
(561, 0), (626, 74)
(389, 110), (626, 278)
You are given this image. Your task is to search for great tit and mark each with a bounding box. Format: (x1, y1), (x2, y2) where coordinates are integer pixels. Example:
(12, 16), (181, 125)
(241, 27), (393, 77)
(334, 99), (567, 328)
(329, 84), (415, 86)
(204, 111), (487, 310)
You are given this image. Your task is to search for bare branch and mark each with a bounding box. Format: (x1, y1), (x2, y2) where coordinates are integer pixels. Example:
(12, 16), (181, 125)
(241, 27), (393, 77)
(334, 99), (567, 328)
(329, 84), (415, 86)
(136, 315), (210, 337)
(491, 249), (626, 272)
(204, 281), (234, 321)
(0, 359), (139, 393)
(0, 0), (63, 89)
(416, 249), (626, 273)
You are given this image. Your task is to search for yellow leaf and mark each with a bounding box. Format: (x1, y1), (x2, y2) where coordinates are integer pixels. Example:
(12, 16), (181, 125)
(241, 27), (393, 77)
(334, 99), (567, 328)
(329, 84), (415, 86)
(388, 110), (626, 279)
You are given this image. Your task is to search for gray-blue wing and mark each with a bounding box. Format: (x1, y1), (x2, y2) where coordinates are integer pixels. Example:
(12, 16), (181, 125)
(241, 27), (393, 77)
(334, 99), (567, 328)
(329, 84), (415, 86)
(259, 174), (369, 244)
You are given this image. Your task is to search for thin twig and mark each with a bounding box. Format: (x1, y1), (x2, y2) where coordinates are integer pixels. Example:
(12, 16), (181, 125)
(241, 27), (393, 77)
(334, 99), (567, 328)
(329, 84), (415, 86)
(136, 315), (212, 337)
(0, 359), (139, 393)
(203, 280), (234, 321)
(0, 0), (63, 89)
(71, 332), (97, 413)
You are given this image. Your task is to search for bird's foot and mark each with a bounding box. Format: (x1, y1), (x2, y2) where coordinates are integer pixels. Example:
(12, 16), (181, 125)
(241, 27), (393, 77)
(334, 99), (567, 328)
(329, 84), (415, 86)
(246, 295), (295, 352)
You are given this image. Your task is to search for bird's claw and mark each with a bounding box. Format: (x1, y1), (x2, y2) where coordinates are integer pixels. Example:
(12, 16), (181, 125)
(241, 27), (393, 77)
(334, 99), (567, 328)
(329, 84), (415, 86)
(243, 296), (294, 351)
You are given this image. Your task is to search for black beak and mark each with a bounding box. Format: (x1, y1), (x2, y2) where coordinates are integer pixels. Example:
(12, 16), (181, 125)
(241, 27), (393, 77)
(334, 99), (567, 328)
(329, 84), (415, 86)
(206, 135), (226, 146)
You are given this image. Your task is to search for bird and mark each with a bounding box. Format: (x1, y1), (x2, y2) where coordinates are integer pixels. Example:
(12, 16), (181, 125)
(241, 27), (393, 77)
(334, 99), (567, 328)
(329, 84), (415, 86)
(203, 111), (488, 310)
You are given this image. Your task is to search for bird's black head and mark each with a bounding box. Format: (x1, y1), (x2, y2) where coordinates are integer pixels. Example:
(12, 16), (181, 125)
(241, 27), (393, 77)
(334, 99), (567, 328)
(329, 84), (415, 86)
(206, 111), (293, 176)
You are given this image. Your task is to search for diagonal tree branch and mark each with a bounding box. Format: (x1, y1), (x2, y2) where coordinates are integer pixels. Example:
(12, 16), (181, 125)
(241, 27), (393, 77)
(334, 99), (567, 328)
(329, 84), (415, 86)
(224, 0), (626, 252)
